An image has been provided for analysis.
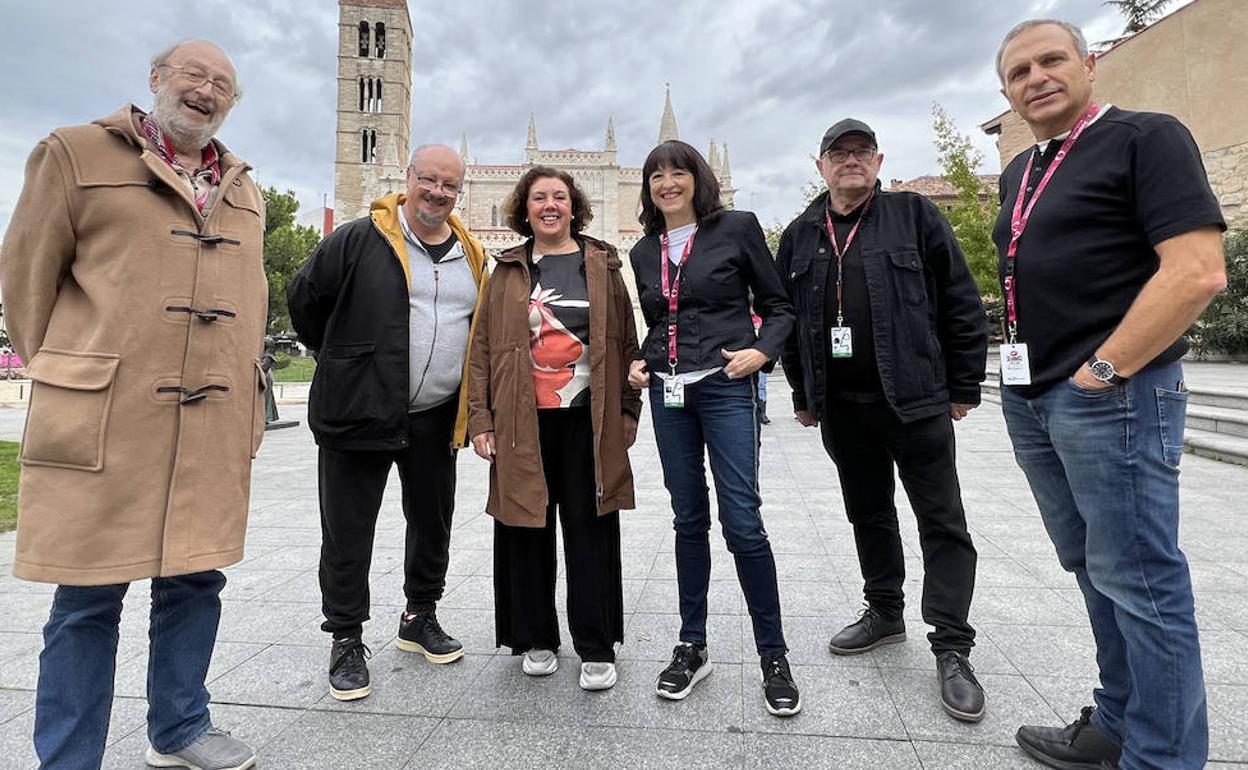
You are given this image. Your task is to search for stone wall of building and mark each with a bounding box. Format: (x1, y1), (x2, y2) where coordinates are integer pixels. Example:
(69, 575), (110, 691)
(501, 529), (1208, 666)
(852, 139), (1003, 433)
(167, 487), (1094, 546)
(1205, 142), (1248, 231)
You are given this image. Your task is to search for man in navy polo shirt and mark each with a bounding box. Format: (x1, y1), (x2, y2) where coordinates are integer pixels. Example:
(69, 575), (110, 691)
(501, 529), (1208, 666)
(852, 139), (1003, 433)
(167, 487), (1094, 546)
(993, 18), (1227, 770)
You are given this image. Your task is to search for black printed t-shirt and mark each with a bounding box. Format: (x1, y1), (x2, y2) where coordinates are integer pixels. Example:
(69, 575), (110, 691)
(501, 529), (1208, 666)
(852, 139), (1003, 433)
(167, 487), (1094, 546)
(993, 106), (1225, 399)
(528, 249), (591, 409)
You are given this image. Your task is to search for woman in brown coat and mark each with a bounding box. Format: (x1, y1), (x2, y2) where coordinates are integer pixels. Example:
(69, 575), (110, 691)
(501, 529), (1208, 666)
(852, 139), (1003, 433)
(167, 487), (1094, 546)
(467, 167), (641, 691)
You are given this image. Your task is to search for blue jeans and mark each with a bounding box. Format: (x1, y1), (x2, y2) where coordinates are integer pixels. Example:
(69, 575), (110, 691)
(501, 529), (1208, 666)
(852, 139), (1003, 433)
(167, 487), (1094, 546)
(649, 372), (786, 657)
(35, 570), (226, 769)
(1001, 361), (1206, 770)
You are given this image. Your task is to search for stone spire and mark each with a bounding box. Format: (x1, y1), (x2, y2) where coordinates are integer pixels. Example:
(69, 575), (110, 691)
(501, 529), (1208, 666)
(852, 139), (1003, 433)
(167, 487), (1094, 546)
(604, 117), (617, 151)
(708, 139), (721, 174)
(459, 133), (469, 160)
(720, 143), (732, 186)
(658, 85), (679, 144)
(526, 113), (539, 150)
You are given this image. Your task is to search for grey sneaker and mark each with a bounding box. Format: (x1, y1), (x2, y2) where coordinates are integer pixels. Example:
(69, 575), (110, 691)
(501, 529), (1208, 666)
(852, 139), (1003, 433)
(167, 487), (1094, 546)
(145, 726), (256, 770)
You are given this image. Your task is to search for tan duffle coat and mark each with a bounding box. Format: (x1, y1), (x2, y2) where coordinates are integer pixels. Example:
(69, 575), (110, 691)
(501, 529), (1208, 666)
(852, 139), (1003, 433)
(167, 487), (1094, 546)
(0, 105), (268, 585)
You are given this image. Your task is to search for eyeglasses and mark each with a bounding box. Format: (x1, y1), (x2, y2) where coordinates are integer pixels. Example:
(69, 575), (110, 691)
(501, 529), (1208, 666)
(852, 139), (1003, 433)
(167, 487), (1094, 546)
(159, 64), (238, 102)
(412, 175), (462, 196)
(823, 147), (878, 164)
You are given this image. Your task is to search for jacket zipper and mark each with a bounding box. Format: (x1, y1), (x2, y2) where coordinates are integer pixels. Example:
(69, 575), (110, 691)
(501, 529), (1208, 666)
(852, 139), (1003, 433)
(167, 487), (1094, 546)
(412, 266), (440, 403)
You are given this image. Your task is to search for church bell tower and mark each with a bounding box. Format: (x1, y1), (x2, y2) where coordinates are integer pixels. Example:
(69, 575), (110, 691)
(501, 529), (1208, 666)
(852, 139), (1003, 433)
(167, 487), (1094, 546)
(333, 0), (413, 225)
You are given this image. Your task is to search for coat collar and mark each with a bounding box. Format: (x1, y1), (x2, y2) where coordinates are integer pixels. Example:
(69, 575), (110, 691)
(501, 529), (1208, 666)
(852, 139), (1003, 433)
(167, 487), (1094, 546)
(496, 234), (620, 269)
(94, 103), (250, 174)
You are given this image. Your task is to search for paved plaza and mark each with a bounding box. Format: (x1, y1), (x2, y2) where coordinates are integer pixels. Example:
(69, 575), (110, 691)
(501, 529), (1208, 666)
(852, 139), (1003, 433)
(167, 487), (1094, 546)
(0, 373), (1244, 769)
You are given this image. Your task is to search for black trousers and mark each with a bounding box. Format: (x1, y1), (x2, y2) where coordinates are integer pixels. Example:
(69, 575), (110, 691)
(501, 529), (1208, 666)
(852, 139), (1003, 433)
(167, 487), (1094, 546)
(820, 398), (977, 654)
(494, 407), (624, 663)
(318, 398), (459, 638)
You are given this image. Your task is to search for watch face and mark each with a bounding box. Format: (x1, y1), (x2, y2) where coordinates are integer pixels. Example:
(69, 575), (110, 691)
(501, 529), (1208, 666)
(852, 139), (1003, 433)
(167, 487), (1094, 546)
(1090, 360), (1115, 382)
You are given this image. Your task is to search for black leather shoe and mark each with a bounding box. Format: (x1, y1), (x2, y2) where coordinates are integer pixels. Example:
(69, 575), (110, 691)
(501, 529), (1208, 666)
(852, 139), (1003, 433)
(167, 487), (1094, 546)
(936, 651), (985, 722)
(1016, 706), (1121, 770)
(828, 607), (905, 654)
(397, 608), (464, 663)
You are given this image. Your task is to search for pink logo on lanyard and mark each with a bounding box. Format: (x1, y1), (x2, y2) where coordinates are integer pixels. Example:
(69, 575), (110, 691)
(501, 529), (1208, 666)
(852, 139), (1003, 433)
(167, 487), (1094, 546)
(1003, 103), (1101, 342)
(660, 229), (697, 372)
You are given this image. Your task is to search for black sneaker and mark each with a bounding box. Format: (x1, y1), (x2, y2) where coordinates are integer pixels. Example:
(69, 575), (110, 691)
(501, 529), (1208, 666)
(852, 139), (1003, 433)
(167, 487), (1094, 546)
(655, 643), (712, 700)
(397, 608), (464, 664)
(827, 606), (906, 655)
(1016, 706), (1122, 770)
(760, 654), (801, 717)
(328, 637), (371, 701)
(936, 651), (985, 722)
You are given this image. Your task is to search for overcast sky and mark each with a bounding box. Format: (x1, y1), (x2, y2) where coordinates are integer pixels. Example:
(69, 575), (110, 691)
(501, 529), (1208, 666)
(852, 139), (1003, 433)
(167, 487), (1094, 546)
(0, 0), (1188, 234)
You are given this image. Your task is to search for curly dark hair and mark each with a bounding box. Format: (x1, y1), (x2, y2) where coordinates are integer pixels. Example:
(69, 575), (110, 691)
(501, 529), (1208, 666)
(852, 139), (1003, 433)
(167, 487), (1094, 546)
(638, 140), (724, 236)
(502, 166), (594, 238)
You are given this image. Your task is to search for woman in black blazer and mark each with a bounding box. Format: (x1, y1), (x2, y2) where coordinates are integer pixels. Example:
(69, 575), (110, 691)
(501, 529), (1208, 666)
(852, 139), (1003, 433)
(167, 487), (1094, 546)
(627, 140), (800, 717)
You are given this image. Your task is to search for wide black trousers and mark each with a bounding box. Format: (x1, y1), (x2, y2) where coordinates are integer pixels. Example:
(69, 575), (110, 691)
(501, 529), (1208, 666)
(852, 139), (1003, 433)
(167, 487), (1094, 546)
(819, 398), (978, 654)
(494, 406), (624, 663)
(318, 398), (459, 639)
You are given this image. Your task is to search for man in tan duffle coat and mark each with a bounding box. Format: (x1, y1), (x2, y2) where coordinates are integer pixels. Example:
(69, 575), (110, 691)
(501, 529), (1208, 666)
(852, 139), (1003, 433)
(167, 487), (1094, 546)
(1, 39), (266, 770)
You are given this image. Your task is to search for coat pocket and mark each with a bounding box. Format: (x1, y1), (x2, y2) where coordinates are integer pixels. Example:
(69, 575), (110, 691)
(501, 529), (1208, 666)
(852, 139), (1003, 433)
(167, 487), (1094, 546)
(21, 349), (120, 471)
(251, 360), (268, 459)
(887, 248), (926, 306)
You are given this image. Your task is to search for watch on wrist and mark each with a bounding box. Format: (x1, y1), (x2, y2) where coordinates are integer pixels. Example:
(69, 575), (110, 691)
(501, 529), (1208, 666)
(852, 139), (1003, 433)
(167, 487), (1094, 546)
(1087, 356), (1127, 385)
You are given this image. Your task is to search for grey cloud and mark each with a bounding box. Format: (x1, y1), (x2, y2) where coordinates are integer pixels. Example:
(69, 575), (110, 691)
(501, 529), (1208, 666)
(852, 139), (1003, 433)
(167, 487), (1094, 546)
(0, 0), (1158, 233)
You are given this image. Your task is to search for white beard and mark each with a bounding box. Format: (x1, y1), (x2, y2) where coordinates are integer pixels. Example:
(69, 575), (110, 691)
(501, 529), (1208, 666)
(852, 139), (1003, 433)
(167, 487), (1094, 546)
(150, 82), (224, 153)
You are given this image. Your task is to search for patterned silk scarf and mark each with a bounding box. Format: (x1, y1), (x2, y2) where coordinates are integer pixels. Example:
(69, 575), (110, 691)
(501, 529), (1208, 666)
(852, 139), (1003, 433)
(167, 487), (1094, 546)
(140, 113), (223, 214)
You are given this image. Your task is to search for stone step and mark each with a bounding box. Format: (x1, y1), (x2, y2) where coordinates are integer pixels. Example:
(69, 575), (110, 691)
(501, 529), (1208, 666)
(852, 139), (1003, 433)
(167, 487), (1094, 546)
(1185, 428), (1248, 467)
(1187, 388), (1248, 411)
(1187, 405), (1248, 439)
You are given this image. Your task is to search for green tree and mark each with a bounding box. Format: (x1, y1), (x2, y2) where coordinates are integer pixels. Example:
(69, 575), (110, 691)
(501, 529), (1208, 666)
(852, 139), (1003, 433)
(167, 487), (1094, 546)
(932, 104), (1000, 297)
(1104, 0), (1175, 34)
(1190, 230), (1248, 356)
(261, 187), (322, 333)
(763, 179), (824, 256)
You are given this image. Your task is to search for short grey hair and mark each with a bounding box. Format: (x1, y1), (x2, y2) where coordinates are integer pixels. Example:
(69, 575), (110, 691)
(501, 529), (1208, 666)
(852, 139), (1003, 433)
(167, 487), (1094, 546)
(150, 39), (243, 101)
(409, 144), (467, 179)
(995, 19), (1089, 83)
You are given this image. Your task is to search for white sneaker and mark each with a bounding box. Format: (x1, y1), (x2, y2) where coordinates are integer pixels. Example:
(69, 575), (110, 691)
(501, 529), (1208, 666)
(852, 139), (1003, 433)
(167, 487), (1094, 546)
(522, 649), (558, 676)
(579, 662), (618, 691)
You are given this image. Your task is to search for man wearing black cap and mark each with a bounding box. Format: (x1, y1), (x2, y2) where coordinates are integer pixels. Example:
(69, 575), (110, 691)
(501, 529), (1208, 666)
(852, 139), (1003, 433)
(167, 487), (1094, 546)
(778, 119), (988, 722)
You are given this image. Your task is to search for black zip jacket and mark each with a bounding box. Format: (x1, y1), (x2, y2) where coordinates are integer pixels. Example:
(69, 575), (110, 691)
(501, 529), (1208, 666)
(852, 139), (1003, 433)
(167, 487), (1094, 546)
(286, 198), (486, 451)
(629, 209), (794, 374)
(778, 188), (987, 423)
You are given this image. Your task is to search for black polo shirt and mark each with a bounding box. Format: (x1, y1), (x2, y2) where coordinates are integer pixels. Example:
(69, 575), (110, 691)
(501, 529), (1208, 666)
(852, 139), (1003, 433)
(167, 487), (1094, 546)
(993, 106), (1225, 398)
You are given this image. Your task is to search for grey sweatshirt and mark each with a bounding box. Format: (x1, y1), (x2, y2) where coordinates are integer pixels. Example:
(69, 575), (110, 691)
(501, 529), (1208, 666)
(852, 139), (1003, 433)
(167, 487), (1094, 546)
(400, 217), (478, 411)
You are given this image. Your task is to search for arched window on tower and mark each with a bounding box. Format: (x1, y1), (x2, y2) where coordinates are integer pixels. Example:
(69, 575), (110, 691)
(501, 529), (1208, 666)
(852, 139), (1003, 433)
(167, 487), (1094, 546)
(365, 79), (374, 112)
(357, 21), (369, 57)
(369, 130), (377, 163)
(491, 205), (498, 227)
(375, 23), (386, 58)
(358, 78), (365, 112)
(374, 79), (382, 112)
(361, 129), (369, 163)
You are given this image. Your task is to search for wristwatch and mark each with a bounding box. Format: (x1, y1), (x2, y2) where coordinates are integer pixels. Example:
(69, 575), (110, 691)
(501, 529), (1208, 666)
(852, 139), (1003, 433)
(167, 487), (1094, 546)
(1087, 355), (1127, 385)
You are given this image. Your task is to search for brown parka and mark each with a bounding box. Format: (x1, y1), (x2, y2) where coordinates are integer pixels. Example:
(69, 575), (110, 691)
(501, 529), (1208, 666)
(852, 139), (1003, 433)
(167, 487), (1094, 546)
(466, 236), (642, 526)
(0, 105), (268, 585)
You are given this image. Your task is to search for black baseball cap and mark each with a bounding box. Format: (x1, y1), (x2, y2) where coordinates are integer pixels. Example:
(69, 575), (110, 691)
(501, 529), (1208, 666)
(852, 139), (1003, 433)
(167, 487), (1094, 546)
(820, 119), (877, 156)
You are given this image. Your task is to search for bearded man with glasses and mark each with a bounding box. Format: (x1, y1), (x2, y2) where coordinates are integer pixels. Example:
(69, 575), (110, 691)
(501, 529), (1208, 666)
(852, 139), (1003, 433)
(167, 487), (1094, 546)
(778, 118), (988, 723)
(288, 144), (488, 702)
(2, 39), (266, 769)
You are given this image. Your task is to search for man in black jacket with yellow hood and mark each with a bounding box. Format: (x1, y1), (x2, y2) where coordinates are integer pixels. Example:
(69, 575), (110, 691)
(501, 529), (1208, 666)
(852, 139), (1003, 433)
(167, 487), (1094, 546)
(288, 144), (488, 702)
(778, 119), (988, 724)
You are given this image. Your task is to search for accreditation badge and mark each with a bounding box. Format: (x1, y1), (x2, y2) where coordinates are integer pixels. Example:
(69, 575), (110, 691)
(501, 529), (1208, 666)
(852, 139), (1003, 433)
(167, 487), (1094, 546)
(999, 343), (1032, 385)
(829, 327), (853, 358)
(663, 377), (686, 408)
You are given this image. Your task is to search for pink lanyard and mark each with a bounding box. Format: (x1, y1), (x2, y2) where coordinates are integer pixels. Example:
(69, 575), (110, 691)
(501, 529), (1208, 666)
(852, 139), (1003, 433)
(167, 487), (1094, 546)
(1003, 102), (1100, 343)
(660, 229), (697, 372)
(823, 190), (875, 327)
